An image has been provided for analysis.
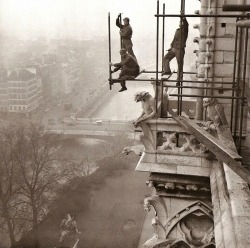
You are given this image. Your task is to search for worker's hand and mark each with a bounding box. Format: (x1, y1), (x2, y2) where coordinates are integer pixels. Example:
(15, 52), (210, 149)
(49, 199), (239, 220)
(132, 119), (139, 128)
(109, 62), (113, 66)
(133, 121), (139, 128)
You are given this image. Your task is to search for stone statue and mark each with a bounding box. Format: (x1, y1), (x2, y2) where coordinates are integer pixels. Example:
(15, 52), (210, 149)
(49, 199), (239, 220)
(133, 91), (157, 128)
(59, 213), (81, 245)
(122, 145), (144, 156)
(203, 97), (228, 129)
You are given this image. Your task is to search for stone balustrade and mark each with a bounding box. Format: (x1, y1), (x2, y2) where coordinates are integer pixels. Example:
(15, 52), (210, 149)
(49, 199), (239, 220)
(136, 117), (213, 177)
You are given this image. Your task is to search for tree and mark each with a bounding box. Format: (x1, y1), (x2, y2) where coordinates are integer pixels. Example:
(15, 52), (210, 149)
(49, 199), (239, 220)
(0, 126), (22, 247)
(0, 122), (77, 247)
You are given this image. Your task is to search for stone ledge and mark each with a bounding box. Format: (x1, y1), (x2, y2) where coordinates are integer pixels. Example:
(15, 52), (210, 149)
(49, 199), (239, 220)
(135, 161), (211, 177)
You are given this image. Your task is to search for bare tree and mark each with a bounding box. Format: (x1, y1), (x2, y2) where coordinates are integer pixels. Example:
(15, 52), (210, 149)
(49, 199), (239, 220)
(0, 122), (77, 247)
(0, 124), (26, 247)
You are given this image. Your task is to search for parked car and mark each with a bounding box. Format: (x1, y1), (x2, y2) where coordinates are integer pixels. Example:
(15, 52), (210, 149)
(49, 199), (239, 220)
(67, 122), (76, 126)
(93, 120), (103, 126)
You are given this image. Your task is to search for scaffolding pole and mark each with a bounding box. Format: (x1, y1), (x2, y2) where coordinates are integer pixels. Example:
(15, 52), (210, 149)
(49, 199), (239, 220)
(155, 0), (160, 112)
(234, 27), (243, 140)
(108, 12), (112, 90)
(238, 26), (249, 154)
(230, 21), (239, 132)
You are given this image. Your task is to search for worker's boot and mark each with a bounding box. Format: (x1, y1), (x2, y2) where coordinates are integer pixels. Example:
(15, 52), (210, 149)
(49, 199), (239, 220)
(119, 81), (127, 92)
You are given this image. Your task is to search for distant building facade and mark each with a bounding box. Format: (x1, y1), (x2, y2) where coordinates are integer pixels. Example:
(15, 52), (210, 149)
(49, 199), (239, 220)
(0, 69), (8, 112)
(0, 69), (43, 114)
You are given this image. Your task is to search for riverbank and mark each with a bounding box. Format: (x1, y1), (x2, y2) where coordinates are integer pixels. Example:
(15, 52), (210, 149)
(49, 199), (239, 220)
(77, 85), (116, 118)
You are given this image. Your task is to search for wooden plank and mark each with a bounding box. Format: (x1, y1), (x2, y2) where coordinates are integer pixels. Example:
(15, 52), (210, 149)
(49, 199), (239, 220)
(169, 110), (250, 184)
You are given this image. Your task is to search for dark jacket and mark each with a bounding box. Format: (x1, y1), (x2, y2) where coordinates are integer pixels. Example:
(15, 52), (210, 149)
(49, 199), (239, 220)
(171, 18), (189, 49)
(116, 17), (133, 39)
(114, 54), (139, 69)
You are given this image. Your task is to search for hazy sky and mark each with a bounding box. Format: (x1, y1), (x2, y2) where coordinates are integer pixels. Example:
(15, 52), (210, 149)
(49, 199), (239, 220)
(1, 0), (200, 40)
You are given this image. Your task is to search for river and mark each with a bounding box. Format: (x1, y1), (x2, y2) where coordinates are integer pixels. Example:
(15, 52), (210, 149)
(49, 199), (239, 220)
(89, 81), (155, 120)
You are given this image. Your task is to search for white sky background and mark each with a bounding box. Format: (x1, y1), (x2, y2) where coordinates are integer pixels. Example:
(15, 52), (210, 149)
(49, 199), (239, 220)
(1, 0), (201, 40)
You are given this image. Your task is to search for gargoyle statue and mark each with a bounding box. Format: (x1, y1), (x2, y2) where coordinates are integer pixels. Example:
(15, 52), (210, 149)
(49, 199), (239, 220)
(133, 91), (156, 128)
(203, 97), (228, 130)
(122, 145), (144, 156)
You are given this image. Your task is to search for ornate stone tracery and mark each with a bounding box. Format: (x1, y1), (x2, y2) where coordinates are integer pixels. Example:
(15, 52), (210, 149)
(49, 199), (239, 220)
(142, 200), (215, 248)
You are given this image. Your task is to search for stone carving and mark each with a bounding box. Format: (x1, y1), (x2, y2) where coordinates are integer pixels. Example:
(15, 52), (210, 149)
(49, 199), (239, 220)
(146, 181), (155, 188)
(165, 182), (175, 190)
(141, 201), (214, 248)
(203, 97), (228, 129)
(179, 212), (214, 247)
(194, 10), (200, 15)
(140, 122), (156, 151)
(175, 185), (185, 190)
(159, 132), (201, 154)
(193, 37), (200, 44)
(143, 196), (168, 239)
(142, 202), (215, 248)
(155, 182), (211, 194)
(193, 24), (200, 30)
(186, 185), (198, 191)
(133, 91), (157, 128)
(122, 144), (144, 156)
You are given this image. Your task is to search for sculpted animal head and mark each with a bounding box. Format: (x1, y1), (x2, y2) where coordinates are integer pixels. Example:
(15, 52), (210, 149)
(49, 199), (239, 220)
(122, 146), (143, 156)
(134, 91), (150, 102)
(203, 97), (217, 108)
(143, 197), (152, 212)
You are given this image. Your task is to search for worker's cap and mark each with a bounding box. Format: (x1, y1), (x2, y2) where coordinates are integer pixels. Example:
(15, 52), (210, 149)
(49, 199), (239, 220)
(123, 17), (130, 22)
(119, 48), (127, 54)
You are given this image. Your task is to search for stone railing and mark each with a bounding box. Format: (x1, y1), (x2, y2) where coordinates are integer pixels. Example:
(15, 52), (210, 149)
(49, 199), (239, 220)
(140, 118), (204, 155)
(136, 118), (212, 177)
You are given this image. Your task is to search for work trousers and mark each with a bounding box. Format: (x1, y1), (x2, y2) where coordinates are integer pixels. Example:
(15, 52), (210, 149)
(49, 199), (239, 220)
(119, 65), (140, 88)
(122, 39), (136, 59)
(163, 48), (185, 79)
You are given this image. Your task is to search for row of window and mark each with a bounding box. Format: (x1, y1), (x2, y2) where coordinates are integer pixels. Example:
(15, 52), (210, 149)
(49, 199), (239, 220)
(9, 105), (27, 111)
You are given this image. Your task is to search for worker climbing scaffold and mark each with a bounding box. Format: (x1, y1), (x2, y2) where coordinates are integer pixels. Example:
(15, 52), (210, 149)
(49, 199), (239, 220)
(162, 16), (189, 80)
(116, 15), (137, 59)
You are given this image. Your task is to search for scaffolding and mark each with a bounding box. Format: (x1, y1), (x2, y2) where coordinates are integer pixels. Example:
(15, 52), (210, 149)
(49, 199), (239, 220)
(108, 1), (250, 154)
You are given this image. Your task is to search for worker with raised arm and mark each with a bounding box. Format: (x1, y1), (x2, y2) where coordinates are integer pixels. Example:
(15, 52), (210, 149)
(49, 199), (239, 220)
(162, 16), (189, 79)
(109, 48), (140, 92)
(116, 15), (136, 59)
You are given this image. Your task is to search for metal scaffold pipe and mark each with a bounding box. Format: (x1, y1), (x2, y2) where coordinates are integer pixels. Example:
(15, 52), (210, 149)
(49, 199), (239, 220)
(155, 14), (250, 18)
(234, 27), (243, 140)
(108, 12), (112, 90)
(230, 22), (239, 132)
(155, 0), (159, 112)
(238, 27), (249, 153)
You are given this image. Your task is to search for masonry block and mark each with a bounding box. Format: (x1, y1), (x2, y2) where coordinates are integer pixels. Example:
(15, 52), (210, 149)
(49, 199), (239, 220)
(156, 154), (201, 167)
(216, 24), (226, 37)
(215, 38), (235, 51)
(233, 217), (250, 247)
(225, 24), (236, 37)
(214, 51), (224, 63)
(214, 222), (224, 248)
(176, 165), (211, 176)
(213, 77), (223, 82)
(217, 17), (237, 25)
(214, 63), (234, 77)
(221, 209), (237, 247)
